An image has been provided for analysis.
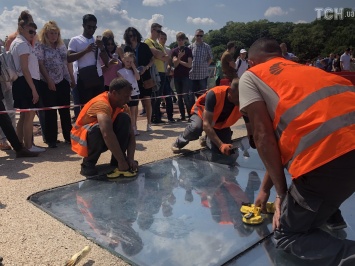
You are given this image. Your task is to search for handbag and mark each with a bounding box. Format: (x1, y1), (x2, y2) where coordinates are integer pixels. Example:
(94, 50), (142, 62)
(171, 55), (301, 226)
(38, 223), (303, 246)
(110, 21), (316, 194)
(0, 49), (18, 83)
(142, 78), (156, 89)
(78, 48), (101, 89)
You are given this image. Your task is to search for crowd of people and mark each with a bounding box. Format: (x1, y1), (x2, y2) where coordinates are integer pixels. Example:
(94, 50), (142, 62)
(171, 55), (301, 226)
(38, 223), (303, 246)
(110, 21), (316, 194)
(1, 9), (355, 265)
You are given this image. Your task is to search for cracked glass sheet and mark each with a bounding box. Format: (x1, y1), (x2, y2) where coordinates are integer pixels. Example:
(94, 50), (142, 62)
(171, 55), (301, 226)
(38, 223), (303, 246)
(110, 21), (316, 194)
(29, 137), (297, 266)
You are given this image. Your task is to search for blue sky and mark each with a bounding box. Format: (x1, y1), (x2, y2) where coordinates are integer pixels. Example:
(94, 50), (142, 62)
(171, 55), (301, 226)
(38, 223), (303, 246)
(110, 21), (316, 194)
(0, 0), (353, 45)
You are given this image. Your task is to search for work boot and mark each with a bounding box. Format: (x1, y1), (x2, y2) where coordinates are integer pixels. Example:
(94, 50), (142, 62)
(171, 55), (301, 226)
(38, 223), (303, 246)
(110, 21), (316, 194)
(80, 164), (98, 176)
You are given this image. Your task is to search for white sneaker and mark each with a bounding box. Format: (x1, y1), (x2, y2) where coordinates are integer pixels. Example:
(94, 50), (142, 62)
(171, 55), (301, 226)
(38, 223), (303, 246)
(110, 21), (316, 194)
(29, 145), (46, 152)
(146, 124), (153, 131)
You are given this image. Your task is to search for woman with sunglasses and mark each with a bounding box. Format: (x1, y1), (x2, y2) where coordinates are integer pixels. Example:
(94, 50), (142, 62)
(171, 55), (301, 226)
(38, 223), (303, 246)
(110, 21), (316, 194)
(101, 29), (123, 91)
(123, 27), (155, 131)
(10, 11), (45, 152)
(36, 21), (75, 148)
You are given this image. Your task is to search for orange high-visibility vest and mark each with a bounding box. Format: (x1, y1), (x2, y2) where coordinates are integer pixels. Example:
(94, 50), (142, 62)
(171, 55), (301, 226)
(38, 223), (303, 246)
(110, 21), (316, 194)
(70, 92), (123, 157)
(191, 86), (241, 129)
(248, 57), (355, 178)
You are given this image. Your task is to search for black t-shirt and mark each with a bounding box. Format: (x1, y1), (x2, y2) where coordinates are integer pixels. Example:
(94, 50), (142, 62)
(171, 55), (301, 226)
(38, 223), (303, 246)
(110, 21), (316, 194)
(124, 42), (153, 81)
(205, 90), (235, 123)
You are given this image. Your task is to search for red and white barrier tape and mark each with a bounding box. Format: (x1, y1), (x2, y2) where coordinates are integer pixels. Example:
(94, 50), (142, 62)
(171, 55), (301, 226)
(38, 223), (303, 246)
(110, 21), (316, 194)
(0, 89), (207, 114)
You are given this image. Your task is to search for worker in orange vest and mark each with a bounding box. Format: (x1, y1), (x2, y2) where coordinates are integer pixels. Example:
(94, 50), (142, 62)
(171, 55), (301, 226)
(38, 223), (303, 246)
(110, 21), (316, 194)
(171, 79), (248, 155)
(71, 78), (138, 176)
(239, 37), (355, 264)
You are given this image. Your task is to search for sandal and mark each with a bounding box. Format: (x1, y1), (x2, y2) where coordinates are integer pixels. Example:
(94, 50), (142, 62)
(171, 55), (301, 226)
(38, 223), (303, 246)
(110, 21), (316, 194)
(107, 168), (137, 180)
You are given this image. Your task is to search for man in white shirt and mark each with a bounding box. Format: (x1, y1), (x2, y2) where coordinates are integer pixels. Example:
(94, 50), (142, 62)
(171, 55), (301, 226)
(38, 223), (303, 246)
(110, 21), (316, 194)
(340, 48), (351, 71)
(235, 49), (249, 78)
(67, 14), (109, 104)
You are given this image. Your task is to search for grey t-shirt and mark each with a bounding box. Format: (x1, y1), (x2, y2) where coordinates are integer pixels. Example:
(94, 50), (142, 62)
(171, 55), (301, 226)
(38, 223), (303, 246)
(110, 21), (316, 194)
(238, 71), (279, 121)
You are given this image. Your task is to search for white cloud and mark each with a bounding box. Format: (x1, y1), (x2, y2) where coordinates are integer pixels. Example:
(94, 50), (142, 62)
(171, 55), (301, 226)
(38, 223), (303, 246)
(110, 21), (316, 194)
(264, 6), (288, 17)
(294, 20), (307, 24)
(186, 16), (215, 25)
(142, 0), (167, 7)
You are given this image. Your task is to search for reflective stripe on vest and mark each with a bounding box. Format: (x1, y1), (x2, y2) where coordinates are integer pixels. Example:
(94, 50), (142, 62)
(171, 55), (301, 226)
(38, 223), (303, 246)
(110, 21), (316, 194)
(248, 57), (355, 178)
(275, 85), (355, 140)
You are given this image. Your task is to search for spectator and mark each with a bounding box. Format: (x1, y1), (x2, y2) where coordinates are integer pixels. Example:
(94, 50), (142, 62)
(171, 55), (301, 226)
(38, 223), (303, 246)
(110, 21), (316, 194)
(221, 41), (237, 82)
(171, 32), (193, 121)
(0, 84), (39, 158)
(145, 23), (169, 124)
(280, 43), (298, 62)
(36, 21), (74, 148)
(239, 37), (355, 264)
(67, 14), (109, 104)
(0, 80), (15, 151)
(71, 78), (138, 177)
(117, 52), (140, 135)
(332, 53), (341, 72)
(340, 48), (351, 71)
(123, 27), (155, 131)
(189, 29), (213, 98)
(321, 53), (335, 72)
(10, 11), (45, 152)
(101, 29), (123, 91)
(235, 49), (249, 78)
(214, 59), (222, 86)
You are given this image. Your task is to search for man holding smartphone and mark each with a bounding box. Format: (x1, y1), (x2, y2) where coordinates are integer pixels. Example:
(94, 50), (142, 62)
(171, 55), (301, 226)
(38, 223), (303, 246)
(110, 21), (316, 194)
(67, 14), (109, 104)
(171, 32), (193, 121)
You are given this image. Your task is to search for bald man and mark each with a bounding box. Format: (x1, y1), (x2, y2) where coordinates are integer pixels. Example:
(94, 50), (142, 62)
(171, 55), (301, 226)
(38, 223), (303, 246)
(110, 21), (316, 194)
(239, 38), (355, 264)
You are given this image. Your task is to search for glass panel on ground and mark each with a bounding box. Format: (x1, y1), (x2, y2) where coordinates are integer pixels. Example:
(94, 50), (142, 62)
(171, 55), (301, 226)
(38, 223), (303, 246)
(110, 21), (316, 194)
(28, 136), (353, 266)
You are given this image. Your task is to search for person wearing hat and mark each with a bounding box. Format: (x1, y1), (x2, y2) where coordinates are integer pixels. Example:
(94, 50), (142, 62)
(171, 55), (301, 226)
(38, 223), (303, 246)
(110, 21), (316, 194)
(235, 49), (249, 78)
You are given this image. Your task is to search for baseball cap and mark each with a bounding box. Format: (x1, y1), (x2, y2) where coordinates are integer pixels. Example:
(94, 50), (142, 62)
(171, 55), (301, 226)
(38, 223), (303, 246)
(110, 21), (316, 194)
(240, 49), (247, 54)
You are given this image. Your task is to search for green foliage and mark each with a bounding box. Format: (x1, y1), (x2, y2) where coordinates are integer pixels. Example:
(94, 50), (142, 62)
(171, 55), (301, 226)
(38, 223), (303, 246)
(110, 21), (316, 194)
(201, 9), (354, 63)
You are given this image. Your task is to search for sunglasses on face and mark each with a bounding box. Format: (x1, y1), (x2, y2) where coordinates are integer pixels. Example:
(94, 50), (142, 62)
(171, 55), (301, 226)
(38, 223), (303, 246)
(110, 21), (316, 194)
(107, 43), (114, 46)
(195, 35), (203, 38)
(28, 29), (36, 35)
(85, 25), (97, 30)
(154, 29), (162, 34)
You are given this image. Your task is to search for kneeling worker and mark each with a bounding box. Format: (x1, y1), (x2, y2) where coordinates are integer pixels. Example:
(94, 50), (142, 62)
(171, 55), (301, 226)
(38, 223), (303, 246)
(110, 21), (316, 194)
(171, 78), (243, 155)
(71, 78), (138, 177)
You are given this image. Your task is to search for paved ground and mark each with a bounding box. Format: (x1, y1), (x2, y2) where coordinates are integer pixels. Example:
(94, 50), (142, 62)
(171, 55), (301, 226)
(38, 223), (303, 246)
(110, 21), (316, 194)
(0, 103), (247, 266)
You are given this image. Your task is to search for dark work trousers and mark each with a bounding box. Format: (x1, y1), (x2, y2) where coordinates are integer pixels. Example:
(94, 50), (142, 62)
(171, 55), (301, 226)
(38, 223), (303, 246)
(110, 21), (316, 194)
(82, 112), (131, 167)
(77, 75), (105, 105)
(274, 149), (355, 265)
(162, 75), (174, 120)
(175, 114), (232, 153)
(174, 76), (194, 119)
(41, 79), (72, 144)
(0, 101), (22, 151)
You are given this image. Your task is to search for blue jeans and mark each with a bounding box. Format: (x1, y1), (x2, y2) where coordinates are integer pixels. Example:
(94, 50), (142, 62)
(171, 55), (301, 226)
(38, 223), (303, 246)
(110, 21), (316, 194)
(174, 77), (194, 119)
(191, 77), (208, 98)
